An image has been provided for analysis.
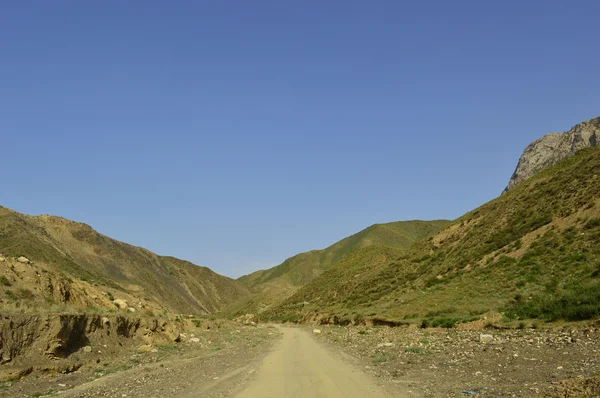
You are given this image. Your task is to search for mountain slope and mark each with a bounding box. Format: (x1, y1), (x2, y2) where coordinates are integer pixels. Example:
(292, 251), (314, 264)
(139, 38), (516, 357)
(225, 220), (449, 317)
(265, 147), (600, 325)
(505, 116), (599, 191)
(0, 207), (249, 314)
(239, 220), (450, 290)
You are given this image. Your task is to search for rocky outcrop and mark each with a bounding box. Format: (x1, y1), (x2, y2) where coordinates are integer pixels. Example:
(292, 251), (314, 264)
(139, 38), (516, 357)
(505, 116), (600, 192)
(0, 313), (186, 368)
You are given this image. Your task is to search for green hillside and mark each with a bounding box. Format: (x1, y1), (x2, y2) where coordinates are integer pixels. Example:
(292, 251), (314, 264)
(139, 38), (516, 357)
(225, 220), (449, 317)
(263, 147), (600, 326)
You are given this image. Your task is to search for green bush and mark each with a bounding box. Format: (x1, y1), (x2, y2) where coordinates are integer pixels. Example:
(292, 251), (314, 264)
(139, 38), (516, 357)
(5, 290), (16, 300)
(584, 218), (600, 230)
(17, 288), (35, 300)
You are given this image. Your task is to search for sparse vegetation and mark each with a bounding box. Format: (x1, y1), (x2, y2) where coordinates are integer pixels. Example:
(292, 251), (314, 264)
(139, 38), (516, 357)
(371, 351), (389, 364)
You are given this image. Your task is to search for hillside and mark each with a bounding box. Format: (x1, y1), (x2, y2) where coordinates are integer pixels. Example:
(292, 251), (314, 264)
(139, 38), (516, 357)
(264, 147), (600, 326)
(0, 207), (249, 315)
(225, 220), (449, 317)
(505, 116), (599, 191)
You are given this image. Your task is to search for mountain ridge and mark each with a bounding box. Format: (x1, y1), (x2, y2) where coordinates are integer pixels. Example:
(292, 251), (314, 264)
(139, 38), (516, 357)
(223, 219), (450, 318)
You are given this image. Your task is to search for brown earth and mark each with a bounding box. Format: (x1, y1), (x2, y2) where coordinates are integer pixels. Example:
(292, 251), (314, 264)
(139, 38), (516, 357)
(0, 319), (279, 398)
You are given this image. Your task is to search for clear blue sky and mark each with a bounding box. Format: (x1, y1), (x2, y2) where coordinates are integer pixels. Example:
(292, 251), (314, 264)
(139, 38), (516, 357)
(1, 1), (599, 278)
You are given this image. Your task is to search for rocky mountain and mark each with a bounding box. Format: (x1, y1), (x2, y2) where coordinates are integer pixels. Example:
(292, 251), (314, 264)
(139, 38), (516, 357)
(0, 206), (249, 315)
(505, 116), (599, 191)
(224, 220), (449, 318)
(264, 146), (600, 326)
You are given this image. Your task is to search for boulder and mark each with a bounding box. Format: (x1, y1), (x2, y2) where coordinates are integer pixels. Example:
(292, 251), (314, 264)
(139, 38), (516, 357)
(189, 338), (200, 343)
(82, 346), (92, 353)
(127, 307), (136, 313)
(312, 329), (322, 335)
(17, 256), (30, 264)
(113, 299), (128, 309)
(479, 334), (494, 343)
(0, 257), (5, 262)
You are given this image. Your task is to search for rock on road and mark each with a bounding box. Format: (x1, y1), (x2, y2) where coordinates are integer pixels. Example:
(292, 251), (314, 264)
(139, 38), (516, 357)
(235, 326), (390, 398)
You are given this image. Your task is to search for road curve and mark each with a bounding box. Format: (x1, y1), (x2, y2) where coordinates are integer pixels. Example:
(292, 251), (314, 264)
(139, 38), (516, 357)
(235, 326), (389, 398)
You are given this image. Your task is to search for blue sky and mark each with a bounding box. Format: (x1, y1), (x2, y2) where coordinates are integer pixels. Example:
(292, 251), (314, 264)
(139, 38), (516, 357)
(1, 1), (599, 278)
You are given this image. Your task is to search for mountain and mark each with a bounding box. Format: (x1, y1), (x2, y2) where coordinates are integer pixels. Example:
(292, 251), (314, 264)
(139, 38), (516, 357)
(0, 206), (249, 315)
(224, 220), (450, 317)
(505, 116), (599, 191)
(264, 146), (600, 325)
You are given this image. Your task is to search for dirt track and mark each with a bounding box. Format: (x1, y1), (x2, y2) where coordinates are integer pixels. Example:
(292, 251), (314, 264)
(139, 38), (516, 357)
(235, 325), (392, 398)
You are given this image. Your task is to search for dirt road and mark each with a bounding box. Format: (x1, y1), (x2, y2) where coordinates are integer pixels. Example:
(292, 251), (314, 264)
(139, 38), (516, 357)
(235, 326), (391, 398)
(19, 325), (394, 398)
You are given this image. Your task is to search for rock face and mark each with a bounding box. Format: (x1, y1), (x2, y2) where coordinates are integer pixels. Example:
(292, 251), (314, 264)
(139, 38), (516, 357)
(505, 116), (600, 192)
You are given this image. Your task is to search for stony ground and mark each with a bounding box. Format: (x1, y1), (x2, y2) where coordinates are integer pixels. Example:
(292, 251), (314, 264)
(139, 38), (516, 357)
(0, 324), (281, 398)
(3, 321), (600, 397)
(309, 322), (600, 397)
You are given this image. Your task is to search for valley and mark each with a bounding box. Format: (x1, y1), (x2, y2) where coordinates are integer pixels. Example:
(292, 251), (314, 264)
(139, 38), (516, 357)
(1, 116), (600, 397)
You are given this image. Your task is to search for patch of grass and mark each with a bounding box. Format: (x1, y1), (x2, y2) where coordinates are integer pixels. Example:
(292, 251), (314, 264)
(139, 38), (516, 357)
(372, 352), (389, 364)
(156, 344), (180, 352)
(0, 275), (10, 286)
(106, 291), (114, 301)
(94, 363), (132, 378)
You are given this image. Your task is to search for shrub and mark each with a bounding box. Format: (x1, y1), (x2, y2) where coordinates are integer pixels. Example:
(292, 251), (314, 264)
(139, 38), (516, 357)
(584, 218), (600, 230)
(17, 288), (35, 300)
(430, 317), (460, 328)
(0, 275), (10, 286)
(5, 290), (16, 300)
